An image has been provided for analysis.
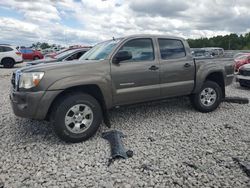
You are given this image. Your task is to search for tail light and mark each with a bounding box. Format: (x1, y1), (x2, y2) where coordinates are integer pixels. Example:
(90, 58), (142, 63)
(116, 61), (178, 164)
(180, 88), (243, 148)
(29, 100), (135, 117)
(16, 52), (22, 56)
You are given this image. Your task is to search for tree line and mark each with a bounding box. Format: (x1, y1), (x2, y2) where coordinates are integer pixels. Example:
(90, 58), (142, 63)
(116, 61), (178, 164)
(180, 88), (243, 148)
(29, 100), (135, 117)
(30, 42), (62, 50)
(187, 32), (250, 50)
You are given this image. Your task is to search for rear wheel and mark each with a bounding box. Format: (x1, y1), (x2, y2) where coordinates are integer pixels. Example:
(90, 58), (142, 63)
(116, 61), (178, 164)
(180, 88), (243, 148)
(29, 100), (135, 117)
(33, 56), (40, 60)
(2, 58), (15, 68)
(190, 81), (222, 112)
(51, 93), (103, 143)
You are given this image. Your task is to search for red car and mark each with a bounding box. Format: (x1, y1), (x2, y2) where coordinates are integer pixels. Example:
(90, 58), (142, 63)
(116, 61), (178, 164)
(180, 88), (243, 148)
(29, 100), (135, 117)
(20, 48), (43, 60)
(234, 54), (250, 72)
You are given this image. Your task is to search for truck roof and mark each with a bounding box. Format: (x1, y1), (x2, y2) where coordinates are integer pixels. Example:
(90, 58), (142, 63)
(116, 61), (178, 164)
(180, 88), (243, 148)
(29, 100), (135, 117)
(115, 34), (185, 41)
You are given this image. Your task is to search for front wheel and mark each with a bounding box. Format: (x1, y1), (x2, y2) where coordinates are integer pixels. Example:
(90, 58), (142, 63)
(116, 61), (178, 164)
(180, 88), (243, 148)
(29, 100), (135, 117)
(51, 93), (103, 143)
(190, 81), (222, 113)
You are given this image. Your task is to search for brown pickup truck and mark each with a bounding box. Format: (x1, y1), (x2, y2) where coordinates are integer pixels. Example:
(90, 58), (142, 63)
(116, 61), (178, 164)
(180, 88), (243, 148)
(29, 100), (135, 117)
(10, 34), (234, 142)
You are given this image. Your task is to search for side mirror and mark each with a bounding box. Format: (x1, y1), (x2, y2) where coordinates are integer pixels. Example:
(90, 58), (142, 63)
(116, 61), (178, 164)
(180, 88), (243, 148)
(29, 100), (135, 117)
(113, 51), (132, 64)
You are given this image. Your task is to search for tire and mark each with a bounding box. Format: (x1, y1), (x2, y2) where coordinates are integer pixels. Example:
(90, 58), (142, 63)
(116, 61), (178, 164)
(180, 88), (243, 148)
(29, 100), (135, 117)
(2, 58), (15, 68)
(51, 93), (103, 143)
(33, 56), (40, 60)
(190, 81), (222, 113)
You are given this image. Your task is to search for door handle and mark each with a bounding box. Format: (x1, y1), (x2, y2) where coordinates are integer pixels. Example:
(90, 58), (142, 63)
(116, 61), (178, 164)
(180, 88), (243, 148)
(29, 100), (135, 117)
(184, 63), (191, 68)
(149, 65), (159, 71)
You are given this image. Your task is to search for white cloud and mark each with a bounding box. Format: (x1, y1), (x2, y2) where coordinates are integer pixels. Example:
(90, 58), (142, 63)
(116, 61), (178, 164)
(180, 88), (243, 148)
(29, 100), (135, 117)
(0, 0), (250, 46)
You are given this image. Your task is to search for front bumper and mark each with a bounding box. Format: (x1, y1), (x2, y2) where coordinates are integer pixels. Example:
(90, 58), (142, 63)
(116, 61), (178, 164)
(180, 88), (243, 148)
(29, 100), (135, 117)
(237, 75), (250, 81)
(237, 75), (250, 87)
(10, 90), (62, 120)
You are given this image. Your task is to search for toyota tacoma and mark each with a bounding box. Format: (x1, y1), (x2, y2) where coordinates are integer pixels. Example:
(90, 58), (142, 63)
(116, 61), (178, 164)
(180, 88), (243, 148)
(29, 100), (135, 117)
(10, 35), (234, 142)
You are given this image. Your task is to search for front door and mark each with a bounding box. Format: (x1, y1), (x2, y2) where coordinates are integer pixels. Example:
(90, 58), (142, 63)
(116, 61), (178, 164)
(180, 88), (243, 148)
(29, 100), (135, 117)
(111, 38), (160, 105)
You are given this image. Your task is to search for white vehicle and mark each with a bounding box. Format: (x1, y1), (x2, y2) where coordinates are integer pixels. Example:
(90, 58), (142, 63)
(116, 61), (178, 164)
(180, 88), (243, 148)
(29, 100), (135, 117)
(0, 45), (23, 68)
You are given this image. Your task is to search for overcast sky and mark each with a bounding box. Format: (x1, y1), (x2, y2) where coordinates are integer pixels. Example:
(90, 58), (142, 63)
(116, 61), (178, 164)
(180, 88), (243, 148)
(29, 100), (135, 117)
(0, 0), (249, 46)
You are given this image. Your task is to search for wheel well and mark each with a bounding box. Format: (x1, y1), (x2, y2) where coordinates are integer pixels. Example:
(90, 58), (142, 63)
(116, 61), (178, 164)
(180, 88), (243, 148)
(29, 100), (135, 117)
(205, 72), (225, 98)
(46, 85), (106, 120)
(1, 57), (15, 64)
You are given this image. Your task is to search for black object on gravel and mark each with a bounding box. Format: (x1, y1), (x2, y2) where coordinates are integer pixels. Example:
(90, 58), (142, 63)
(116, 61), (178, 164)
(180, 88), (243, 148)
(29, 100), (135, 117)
(223, 97), (249, 104)
(0, 179), (4, 188)
(102, 130), (133, 163)
(232, 157), (250, 177)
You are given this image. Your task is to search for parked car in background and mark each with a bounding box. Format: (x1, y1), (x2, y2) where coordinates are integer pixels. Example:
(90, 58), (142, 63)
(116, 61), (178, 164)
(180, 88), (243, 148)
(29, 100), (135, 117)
(237, 64), (250, 87)
(0, 44), (23, 68)
(10, 34), (234, 142)
(191, 48), (213, 59)
(233, 52), (250, 59)
(202, 47), (224, 57)
(26, 48), (90, 66)
(234, 54), (250, 72)
(20, 48), (43, 60)
(44, 48), (69, 59)
(44, 46), (91, 59)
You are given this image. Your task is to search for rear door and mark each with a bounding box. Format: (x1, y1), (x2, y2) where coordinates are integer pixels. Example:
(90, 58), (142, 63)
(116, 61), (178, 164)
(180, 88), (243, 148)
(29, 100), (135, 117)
(157, 38), (195, 97)
(111, 38), (160, 105)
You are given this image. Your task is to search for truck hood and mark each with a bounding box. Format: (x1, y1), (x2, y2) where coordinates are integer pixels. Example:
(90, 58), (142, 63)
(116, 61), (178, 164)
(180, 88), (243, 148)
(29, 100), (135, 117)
(18, 60), (101, 73)
(26, 58), (58, 66)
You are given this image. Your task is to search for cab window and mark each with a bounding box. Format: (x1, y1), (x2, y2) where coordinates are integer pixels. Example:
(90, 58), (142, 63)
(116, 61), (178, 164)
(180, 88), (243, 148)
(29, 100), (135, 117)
(118, 38), (154, 62)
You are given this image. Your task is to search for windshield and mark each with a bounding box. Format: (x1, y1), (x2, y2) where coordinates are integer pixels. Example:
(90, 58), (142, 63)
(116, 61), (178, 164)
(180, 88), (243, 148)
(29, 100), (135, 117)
(54, 49), (76, 59)
(80, 39), (121, 60)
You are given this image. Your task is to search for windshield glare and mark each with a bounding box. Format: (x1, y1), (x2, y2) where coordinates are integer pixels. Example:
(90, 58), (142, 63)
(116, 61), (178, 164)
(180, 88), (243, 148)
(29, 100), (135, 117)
(80, 39), (121, 60)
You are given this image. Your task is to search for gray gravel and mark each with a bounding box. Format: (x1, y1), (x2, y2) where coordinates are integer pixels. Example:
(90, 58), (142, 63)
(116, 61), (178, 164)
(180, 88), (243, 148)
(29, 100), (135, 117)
(0, 64), (250, 188)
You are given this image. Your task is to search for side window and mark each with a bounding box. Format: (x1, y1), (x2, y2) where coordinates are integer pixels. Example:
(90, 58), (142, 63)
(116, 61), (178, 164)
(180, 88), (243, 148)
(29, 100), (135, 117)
(2, 46), (13, 52)
(158, 39), (186, 59)
(66, 53), (78, 61)
(0, 47), (3, 52)
(118, 38), (154, 62)
(76, 51), (85, 59)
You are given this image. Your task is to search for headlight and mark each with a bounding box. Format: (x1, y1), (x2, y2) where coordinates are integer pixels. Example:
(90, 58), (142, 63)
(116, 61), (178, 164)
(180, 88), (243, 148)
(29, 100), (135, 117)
(19, 72), (44, 89)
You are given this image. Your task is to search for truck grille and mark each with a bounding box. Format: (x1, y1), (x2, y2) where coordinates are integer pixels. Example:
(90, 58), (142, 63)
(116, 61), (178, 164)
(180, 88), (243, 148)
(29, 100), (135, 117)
(11, 70), (21, 91)
(239, 69), (250, 76)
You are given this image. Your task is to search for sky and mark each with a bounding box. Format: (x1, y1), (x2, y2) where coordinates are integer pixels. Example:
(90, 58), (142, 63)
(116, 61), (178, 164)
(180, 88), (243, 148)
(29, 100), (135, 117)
(0, 0), (249, 46)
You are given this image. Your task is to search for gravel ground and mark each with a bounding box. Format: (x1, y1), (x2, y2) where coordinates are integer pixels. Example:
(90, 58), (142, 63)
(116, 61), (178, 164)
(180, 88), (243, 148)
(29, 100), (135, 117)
(0, 63), (249, 188)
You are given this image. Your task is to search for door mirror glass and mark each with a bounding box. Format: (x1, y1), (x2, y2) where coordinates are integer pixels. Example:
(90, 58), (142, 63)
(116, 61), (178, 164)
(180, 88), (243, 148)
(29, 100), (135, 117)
(113, 50), (132, 64)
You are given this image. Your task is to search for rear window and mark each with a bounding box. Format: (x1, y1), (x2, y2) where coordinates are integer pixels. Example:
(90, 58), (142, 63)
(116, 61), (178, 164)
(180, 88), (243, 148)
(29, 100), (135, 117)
(158, 39), (186, 59)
